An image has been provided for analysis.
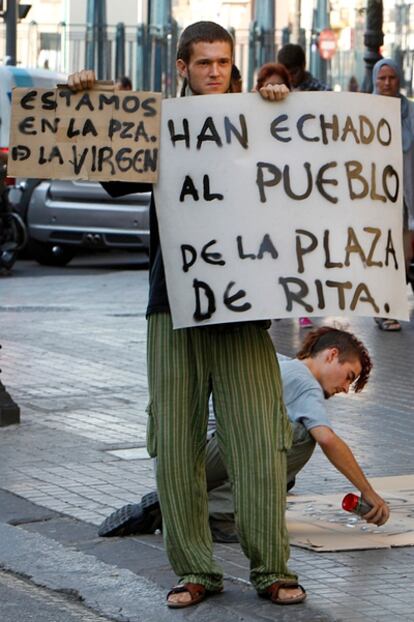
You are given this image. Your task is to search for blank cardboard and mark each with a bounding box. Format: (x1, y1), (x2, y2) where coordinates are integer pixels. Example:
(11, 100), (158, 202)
(287, 475), (414, 552)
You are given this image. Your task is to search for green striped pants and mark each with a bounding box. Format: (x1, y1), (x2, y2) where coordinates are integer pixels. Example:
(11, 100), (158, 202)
(146, 312), (296, 592)
(207, 423), (316, 530)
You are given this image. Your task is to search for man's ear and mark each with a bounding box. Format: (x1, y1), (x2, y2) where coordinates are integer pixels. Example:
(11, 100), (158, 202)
(176, 59), (188, 79)
(325, 347), (339, 363)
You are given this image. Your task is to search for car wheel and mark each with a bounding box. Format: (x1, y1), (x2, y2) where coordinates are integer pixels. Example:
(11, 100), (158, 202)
(28, 240), (76, 266)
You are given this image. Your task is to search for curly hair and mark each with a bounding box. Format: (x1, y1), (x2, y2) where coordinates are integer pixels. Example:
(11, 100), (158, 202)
(296, 326), (372, 393)
(255, 63), (291, 90)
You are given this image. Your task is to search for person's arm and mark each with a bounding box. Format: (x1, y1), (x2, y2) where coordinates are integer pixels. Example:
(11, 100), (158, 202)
(310, 425), (390, 526)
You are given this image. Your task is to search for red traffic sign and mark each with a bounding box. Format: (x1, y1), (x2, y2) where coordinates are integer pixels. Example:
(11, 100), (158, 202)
(318, 29), (337, 60)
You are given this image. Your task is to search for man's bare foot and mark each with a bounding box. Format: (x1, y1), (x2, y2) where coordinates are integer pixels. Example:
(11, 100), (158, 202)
(166, 583), (221, 609)
(167, 591), (193, 606)
(277, 586), (306, 602)
(259, 581), (306, 605)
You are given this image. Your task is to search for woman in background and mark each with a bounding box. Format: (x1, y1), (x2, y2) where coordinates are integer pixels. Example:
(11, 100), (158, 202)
(372, 58), (414, 331)
(255, 62), (291, 91)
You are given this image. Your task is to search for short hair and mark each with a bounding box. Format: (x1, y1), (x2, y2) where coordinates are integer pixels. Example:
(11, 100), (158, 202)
(277, 44), (306, 69)
(255, 63), (291, 90)
(231, 64), (241, 82)
(231, 64), (242, 92)
(116, 76), (132, 90)
(177, 21), (234, 64)
(296, 327), (372, 393)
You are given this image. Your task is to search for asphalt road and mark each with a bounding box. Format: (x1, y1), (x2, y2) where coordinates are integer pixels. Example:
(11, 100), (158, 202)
(0, 569), (113, 622)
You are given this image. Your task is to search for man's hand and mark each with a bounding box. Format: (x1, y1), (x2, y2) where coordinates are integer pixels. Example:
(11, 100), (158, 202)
(360, 490), (390, 526)
(67, 69), (97, 92)
(258, 83), (290, 101)
(311, 426), (390, 526)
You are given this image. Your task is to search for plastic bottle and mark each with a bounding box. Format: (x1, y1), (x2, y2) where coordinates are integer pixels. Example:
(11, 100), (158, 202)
(342, 493), (372, 516)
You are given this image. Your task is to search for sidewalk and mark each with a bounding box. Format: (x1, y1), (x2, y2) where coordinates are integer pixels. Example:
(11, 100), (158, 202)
(1, 254), (414, 622)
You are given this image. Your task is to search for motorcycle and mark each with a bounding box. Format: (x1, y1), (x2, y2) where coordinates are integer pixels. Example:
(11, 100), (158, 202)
(0, 163), (27, 272)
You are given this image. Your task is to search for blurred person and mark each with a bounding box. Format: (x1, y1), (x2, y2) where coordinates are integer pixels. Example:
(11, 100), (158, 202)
(230, 64), (242, 92)
(99, 327), (390, 543)
(372, 58), (414, 331)
(348, 75), (359, 92)
(115, 75), (132, 91)
(277, 43), (331, 92)
(255, 62), (291, 90)
(68, 21), (305, 609)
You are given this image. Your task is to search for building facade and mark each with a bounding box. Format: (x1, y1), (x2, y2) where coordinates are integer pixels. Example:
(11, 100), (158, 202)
(0, 1), (413, 93)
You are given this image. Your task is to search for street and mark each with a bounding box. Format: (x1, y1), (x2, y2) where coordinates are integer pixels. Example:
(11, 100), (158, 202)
(0, 568), (113, 622)
(1, 252), (414, 622)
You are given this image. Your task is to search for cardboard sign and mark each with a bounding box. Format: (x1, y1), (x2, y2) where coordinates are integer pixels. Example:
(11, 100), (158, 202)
(154, 92), (409, 328)
(8, 84), (161, 182)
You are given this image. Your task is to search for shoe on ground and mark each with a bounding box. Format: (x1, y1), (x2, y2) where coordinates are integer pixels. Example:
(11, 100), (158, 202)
(209, 520), (239, 543)
(210, 527), (239, 543)
(97, 491), (162, 537)
(374, 317), (401, 331)
(287, 477), (296, 492)
(299, 317), (313, 328)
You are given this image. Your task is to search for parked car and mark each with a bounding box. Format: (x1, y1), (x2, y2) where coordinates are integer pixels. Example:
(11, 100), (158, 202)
(11, 178), (151, 266)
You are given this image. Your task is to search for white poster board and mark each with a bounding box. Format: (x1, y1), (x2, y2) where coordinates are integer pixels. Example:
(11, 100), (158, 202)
(154, 92), (409, 329)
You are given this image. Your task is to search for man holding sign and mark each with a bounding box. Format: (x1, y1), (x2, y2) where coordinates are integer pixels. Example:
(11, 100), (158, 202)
(69, 22), (303, 608)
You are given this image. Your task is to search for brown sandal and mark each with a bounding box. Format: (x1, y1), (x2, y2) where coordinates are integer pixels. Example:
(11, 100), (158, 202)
(166, 582), (221, 609)
(259, 581), (306, 605)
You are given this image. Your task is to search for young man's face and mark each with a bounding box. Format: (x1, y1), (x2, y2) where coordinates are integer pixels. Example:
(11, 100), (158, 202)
(176, 40), (233, 95)
(317, 349), (362, 399)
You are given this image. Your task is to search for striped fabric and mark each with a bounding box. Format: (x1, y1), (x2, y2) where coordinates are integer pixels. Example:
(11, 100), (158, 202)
(203, 424), (316, 532)
(146, 312), (297, 592)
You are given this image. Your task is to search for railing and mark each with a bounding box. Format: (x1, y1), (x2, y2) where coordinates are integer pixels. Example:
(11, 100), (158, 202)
(0, 21), (411, 95)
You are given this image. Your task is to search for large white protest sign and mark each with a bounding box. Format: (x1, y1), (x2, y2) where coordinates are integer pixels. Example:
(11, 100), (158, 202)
(154, 92), (409, 329)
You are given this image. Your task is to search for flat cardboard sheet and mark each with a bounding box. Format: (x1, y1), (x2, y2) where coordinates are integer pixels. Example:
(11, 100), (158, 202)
(287, 475), (414, 551)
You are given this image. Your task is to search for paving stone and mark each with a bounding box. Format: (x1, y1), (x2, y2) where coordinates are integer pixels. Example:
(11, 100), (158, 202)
(1, 256), (414, 621)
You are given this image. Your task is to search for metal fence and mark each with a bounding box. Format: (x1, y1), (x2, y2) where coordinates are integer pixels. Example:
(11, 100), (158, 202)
(0, 22), (138, 80)
(0, 20), (407, 94)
